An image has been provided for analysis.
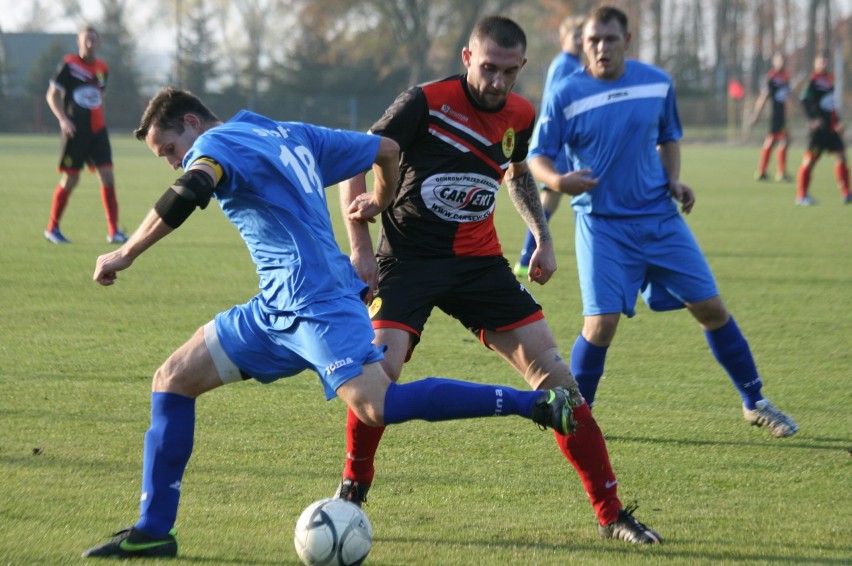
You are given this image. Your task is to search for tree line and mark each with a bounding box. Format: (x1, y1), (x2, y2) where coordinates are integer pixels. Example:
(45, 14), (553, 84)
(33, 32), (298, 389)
(3, 0), (851, 133)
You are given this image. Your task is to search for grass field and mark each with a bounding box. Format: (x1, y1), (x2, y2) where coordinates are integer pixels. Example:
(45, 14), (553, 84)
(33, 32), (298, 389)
(0, 133), (850, 565)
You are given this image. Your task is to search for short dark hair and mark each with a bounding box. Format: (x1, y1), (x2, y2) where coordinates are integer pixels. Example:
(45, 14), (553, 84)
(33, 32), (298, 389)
(470, 16), (527, 53)
(588, 6), (629, 35)
(134, 87), (220, 140)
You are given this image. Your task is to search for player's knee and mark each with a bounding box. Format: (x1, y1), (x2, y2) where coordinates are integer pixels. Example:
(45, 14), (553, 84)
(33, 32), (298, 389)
(524, 347), (578, 390)
(152, 358), (200, 396)
(352, 403), (383, 427)
(583, 317), (618, 345)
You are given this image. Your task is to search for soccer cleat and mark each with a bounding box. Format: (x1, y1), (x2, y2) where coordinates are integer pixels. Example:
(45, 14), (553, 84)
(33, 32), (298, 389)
(743, 398), (798, 438)
(107, 230), (128, 244)
(599, 504), (662, 544)
(531, 387), (582, 435)
(843, 194), (852, 205)
(82, 527), (178, 558)
(512, 262), (529, 279)
(754, 171), (769, 181)
(334, 478), (371, 507)
(44, 228), (71, 244)
(795, 196), (816, 206)
(775, 173), (792, 182)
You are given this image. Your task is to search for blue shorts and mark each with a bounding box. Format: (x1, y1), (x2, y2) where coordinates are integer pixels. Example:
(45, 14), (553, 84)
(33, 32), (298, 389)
(575, 213), (719, 317)
(210, 293), (384, 399)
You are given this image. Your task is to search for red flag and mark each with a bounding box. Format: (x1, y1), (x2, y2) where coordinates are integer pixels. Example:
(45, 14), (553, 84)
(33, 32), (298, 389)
(728, 79), (745, 100)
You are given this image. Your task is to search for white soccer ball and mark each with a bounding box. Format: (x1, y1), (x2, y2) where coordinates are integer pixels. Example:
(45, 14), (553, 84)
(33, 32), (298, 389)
(293, 498), (373, 566)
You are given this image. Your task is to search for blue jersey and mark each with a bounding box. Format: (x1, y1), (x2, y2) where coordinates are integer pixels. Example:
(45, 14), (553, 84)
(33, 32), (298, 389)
(542, 51), (581, 107)
(183, 110), (380, 313)
(541, 51), (581, 174)
(529, 60), (683, 217)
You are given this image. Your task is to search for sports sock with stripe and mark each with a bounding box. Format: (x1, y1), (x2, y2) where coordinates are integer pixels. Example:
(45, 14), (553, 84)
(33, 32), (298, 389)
(704, 317), (763, 409)
(382, 377), (538, 424)
(136, 392), (195, 536)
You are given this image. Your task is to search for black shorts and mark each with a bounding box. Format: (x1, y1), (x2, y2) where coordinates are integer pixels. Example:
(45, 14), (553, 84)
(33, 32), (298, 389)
(769, 117), (786, 135)
(58, 128), (113, 173)
(807, 128), (844, 155)
(369, 255), (544, 352)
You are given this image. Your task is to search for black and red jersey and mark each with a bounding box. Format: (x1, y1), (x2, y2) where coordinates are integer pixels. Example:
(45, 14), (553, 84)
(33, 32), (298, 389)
(370, 74), (535, 259)
(765, 69), (790, 129)
(52, 54), (109, 133)
(800, 72), (838, 130)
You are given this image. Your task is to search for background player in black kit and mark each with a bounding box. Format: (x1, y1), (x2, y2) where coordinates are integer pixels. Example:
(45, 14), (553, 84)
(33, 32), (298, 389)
(795, 53), (849, 206)
(43, 26), (126, 244)
(749, 52), (794, 182)
(336, 15), (660, 544)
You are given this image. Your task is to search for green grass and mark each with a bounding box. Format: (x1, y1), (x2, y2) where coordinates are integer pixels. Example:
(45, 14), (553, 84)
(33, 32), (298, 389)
(1, 134), (850, 565)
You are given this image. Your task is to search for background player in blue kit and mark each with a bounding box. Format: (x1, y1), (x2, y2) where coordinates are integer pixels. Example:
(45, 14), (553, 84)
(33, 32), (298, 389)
(513, 14), (585, 279)
(528, 6), (798, 439)
(82, 87), (577, 559)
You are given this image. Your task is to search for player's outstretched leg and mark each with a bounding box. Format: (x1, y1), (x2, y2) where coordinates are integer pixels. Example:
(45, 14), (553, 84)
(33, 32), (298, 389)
(336, 380), (581, 506)
(704, 317), (797, 438)
(83, 392), (194, 559)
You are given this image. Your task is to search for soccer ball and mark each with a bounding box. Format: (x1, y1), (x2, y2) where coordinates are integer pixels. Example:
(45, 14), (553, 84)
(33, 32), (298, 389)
(293, 498), (373, 566)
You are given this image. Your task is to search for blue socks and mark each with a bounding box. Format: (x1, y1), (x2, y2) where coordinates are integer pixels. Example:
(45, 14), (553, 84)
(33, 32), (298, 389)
(382, 377), (540, 425)
(136, 392), (195, 536)
(704, 317), (763, 409)
(570, 334), (608, 407)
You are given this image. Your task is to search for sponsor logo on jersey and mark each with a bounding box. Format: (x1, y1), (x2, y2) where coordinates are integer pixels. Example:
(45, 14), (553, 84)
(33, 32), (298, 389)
(368, 297), (382, 318)
(440, 104), (470, 123)
(501, 128), (515, 158)
(819, 93), (836, 112)
(326, 357), (355, 375)
(421, 172), (499, 223)
(72, 85), (103, 109)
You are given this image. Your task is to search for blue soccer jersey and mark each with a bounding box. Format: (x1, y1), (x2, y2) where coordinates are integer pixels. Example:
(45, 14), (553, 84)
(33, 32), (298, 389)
(183, 110), (380, 313)
(529, 60), (683, 217)
(541, 52), (581, 174)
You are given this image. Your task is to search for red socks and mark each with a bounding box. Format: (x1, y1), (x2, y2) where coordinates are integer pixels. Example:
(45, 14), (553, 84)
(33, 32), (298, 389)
(757, 147), (771, 176)
(553, 404), (621, 525)
(101, 185), (119, 235)
(47, 186), (70, 231)
(343, 408), (385, 484)
(837, 162), (850, 197)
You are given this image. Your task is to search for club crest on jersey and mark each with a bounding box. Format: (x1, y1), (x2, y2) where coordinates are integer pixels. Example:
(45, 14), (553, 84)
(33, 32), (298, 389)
(368, 298), (382, 319)
(501, 128), (516, 158)
(420, 172), (499, 223)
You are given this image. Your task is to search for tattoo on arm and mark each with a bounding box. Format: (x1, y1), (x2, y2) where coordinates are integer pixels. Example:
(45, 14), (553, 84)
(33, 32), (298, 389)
(506, 170), (551, 243)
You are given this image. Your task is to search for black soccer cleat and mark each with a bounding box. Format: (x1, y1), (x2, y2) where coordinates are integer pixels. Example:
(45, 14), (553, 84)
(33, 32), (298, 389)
(599, 504), (662, 544)
(531, 387), (581, 435)
(82, 526), (178, 559)
(334, 478), (371, 507)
